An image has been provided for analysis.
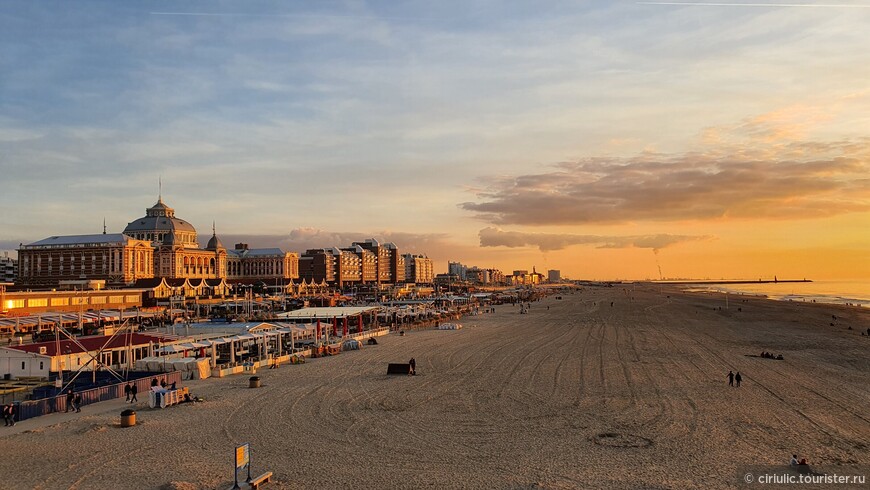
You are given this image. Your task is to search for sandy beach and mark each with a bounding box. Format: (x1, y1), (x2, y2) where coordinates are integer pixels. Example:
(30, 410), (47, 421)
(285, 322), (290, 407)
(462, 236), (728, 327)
(2, 284), (868, 489)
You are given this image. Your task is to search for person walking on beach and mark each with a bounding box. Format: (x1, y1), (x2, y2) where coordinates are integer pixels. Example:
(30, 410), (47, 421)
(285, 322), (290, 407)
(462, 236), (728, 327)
(66, 390), (75, 412)
(727, 371), (734, 387)
(130, 383), (138, 403)
(3, 403), (15, 426)
(735, 372), (742, 387)
(73, 393), (82, 412)
(409, 358), (416, 376)
(124, 382), (132, 402)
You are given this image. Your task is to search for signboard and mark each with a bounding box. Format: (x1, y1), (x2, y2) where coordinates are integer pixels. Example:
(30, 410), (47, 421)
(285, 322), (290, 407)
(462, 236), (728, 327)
(235, 443), (250, 469)
(232, 443), (251, 489)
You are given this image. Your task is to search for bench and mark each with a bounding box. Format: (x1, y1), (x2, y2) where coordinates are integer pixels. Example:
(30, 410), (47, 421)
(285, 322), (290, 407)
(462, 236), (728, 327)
(387, 363), (411, 375)
(250, 471), (272, 489)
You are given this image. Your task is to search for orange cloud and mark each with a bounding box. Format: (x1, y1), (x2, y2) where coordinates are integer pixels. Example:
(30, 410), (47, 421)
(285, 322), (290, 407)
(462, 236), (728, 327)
(478, 227), (712, 252)
(461, 140), (870, 225)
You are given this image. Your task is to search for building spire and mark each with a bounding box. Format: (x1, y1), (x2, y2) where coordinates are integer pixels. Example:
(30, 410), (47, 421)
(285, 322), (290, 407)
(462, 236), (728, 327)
(103, 218), (107, 234)
(158, 176), (162, 202)
(212, 221), (216, 236)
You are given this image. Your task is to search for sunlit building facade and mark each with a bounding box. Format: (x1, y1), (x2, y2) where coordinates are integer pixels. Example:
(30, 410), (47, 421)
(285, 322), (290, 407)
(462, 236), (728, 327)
(17, 234), (155, 288)
(403, 253), (434, 284)
(16, 197), (298, 289)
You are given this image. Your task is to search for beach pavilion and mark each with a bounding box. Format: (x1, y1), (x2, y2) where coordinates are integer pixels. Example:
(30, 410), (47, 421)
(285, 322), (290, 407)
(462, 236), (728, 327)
(274, 306), (381, 338)
(149, 321), (317, 369)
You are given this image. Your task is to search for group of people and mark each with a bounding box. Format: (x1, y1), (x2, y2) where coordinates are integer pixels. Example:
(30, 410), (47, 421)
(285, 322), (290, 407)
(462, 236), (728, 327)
(150, 377), (174, 390)
(727, 370), (743, 387)
(3, 402), (16, 426)
(760, 351), (784, 360)
(124, 382), (139, 403)
(790, 455), (810, 466)
(65, 390), (82, 413)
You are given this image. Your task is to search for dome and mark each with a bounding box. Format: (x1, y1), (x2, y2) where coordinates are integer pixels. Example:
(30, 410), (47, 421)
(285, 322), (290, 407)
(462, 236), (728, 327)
(124, 199), (196, 234)
(123, 197), (199, 247)
(206, 234), (224, 250)
(123, 216), (197, 234)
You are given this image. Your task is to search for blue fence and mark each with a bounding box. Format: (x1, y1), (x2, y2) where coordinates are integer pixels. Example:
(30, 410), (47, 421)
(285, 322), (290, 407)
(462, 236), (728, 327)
(14, 371), (182, 421)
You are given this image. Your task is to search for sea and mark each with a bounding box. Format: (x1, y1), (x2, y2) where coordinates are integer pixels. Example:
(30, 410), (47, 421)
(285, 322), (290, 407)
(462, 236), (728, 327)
(680, 280), (870, 307)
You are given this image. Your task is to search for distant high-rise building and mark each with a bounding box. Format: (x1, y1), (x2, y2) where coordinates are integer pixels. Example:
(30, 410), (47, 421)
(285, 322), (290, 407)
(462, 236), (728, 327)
(1, 252), (19, 283)
(548, 270), (561, 283)
(345, 245), (377, 284)
(402, 253), (434, 284)
(299, 248), (336, 284)
(353, 239), (389, 284)
(448, 261), (468, 280)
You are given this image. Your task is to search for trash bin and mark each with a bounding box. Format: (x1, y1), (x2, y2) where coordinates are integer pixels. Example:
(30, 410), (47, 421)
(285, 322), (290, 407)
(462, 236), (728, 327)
(249, 376), (260, 388)
(121, 409), (136, 427)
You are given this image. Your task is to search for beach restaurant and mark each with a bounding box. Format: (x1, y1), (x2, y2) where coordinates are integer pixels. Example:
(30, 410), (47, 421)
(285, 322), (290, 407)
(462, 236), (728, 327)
(0, 309), (162, 336)
(0, 332), (180, 380)
(274, 306), (381, 336)
(146, 321), (318, 370)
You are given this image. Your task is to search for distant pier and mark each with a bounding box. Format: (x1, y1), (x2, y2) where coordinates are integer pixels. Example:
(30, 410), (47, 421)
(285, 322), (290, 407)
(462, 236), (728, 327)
(650, 279), (812, 285)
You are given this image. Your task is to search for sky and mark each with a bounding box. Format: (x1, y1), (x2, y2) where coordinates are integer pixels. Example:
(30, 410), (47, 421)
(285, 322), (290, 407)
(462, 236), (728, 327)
(1, 1), (869, 280)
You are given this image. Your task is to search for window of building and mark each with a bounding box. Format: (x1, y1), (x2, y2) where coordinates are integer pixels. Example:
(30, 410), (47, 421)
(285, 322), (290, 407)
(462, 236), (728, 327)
(5, 299), (25, 309)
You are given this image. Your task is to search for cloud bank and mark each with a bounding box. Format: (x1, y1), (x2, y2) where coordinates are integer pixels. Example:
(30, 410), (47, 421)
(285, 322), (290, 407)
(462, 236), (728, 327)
(478, 227), (712, 252)
(461, 140), (870, 225)
(219, 227), (459, 258)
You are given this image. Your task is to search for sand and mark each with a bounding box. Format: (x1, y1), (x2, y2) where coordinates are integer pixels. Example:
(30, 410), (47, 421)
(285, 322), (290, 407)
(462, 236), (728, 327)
(1, 284), (868, 489)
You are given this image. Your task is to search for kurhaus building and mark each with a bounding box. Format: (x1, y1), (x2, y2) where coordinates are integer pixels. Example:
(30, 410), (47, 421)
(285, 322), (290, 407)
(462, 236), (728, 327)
(16, 197), (299, 289)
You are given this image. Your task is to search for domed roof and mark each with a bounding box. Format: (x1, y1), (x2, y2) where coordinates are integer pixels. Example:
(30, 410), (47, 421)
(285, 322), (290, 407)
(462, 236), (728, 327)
(205, 222), (224, 250)
(206, 234), (224, 250)
(123, 198), (197, 234)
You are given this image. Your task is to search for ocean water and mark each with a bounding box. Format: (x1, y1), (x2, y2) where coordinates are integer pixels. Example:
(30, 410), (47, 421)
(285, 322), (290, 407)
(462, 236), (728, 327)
(682, 280), (870, 307)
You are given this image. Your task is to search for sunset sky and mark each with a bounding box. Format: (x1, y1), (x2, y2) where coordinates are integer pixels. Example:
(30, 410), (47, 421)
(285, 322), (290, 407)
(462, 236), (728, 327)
(2, 1), (869, 280)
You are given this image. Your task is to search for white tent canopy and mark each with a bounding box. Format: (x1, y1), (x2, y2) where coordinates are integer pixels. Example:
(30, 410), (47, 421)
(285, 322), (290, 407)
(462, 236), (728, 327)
(274, 306), (380, 320)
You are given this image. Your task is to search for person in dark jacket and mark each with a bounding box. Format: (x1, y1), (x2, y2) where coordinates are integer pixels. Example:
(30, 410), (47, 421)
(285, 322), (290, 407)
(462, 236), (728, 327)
(3, 403), (15, 426)
(66, 390), (75, 412)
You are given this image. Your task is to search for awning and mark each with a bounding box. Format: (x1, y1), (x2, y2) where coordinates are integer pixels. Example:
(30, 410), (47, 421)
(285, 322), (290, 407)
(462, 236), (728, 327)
(156, 344), (187, 354)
